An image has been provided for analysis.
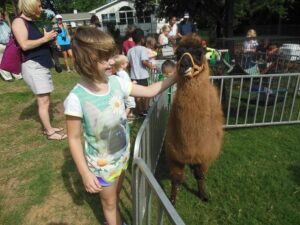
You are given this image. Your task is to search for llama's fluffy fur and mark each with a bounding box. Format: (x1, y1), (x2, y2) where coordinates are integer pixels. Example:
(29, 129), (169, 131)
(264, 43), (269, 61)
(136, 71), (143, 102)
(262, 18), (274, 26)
(165, 34), (224, 175)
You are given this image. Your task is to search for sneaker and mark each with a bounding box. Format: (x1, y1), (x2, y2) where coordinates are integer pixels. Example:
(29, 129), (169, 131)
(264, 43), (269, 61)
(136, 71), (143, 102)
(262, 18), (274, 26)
(67, 69), (72, 73)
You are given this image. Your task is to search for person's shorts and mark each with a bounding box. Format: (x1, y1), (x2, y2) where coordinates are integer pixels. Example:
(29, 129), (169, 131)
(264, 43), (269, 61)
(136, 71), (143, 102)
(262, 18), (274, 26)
(60, 44), (71, 52)
(132, 78), (148, 86)
(96, 176), (114, 187)
(22, 60), (53, 95)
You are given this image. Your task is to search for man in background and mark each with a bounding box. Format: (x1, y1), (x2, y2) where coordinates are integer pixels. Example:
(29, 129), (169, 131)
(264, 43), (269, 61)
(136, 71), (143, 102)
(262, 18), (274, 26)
(178, 12), (196, 38)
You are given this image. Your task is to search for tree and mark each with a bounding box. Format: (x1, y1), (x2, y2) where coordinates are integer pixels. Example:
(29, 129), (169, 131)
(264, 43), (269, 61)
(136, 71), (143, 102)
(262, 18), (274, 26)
(134, 0), (295, 37)
(51, 0), (106, 13)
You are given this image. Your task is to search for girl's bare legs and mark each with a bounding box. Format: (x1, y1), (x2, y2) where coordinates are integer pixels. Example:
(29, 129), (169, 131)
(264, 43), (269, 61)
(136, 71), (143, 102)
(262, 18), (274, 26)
(100, 177), (123, 225)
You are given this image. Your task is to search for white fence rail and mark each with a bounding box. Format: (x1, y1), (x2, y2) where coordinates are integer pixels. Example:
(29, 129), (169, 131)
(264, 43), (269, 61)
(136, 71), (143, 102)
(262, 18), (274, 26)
(211, 73), (300, 128)
(132, 91), (185, 225)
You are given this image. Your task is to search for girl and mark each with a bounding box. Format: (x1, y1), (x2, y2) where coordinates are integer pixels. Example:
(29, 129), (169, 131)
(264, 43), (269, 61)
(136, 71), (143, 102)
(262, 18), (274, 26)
(158, 25), (170, 47)
(64, 27), (177, 225)
(145, 36), (158, 69)
(111, 54), (136, 119)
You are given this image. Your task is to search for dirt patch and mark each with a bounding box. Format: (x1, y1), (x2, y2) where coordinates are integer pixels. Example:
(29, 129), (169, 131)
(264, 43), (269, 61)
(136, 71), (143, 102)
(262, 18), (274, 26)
(23, 184), (97, 225)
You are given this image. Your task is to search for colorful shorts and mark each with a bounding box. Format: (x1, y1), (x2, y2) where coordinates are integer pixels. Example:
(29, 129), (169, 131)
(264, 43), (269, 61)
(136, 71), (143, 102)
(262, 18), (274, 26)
(96, 176), (114, 187)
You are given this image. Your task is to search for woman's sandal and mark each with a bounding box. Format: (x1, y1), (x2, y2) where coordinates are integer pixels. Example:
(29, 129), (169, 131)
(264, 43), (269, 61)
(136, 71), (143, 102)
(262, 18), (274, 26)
(46, 131), (67, 140)
(42, 127), (64, 135)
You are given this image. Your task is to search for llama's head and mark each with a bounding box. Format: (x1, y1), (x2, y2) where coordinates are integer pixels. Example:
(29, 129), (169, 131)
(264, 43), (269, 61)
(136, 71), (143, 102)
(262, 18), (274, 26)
(175, 33), (207, 79)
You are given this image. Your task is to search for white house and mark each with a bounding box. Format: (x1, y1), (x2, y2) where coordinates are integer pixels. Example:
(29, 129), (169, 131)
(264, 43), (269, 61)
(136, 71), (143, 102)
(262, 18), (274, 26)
(89, 0), (166, 35)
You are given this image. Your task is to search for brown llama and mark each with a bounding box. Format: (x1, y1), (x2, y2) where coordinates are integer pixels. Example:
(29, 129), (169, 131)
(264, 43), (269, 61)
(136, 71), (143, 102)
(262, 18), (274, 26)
(165, 34), (224, 205)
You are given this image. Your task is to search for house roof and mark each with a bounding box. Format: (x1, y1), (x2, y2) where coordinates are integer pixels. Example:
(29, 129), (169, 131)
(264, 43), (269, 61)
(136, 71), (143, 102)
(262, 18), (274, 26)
(89, 0), (134, 14)
(53, 12), (92, 22)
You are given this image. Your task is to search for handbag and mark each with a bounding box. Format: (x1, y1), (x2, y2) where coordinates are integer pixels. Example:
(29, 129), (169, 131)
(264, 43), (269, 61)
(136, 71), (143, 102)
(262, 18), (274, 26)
(0, 36), (23, 74)
(0, 17), (27, 74)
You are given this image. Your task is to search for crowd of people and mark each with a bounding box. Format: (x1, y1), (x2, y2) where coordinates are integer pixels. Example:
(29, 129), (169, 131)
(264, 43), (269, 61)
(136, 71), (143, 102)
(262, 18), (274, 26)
(0, 2), (198, 224)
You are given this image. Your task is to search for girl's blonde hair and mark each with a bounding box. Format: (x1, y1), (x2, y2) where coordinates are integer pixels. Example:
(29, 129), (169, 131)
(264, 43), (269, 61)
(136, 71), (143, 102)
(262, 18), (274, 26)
(146, 36), (156, 49)
(72, 26), (117, 82)
(18, 0), (40, 18)
(161, 24), (171, 33)
(112, 54), (128, 71)
(246, 29), (257, 38)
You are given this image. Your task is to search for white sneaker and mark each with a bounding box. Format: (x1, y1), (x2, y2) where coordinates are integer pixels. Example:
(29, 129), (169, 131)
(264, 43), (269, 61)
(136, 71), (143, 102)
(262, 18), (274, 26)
(12, 73), (23, 80)
(0, 69), (13, 81)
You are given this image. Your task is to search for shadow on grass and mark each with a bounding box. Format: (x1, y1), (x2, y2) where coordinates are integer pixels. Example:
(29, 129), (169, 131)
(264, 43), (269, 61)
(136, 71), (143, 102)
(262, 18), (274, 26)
(19, 100), (62, 125)
(155, 149), (204, 201)
(288, 164), (300, 186)
(61, 147), (105, 224)
(119, 174), (133, 223)
(47, 223), (69, 225)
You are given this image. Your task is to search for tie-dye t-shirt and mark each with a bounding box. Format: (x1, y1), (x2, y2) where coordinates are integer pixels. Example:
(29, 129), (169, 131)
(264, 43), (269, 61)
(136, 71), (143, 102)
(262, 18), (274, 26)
(64, 75), (132, 182)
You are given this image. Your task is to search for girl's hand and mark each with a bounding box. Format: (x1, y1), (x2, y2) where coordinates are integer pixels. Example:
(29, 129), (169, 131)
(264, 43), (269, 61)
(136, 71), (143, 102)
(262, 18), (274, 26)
(82, 171), (103, 193)
(43, 29), (57, 43)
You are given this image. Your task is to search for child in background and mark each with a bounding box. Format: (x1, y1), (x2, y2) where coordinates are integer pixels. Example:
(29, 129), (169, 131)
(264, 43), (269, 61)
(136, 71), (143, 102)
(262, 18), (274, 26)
(161, 60), (176, 105)
(111, 54), (136, 119)
(146, 36), (158, 67)
(127, 28), (155, 117)
(145, 36), (158, 80)
(158, 25), (170, 47)
(64, 27), (177, 225)
(161, 60), (176, 78)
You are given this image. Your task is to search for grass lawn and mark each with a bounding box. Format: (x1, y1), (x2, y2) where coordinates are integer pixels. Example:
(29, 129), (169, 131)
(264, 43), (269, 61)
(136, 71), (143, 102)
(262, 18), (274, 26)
(0, 70), (299, 225)
(157, 125), (300, 225)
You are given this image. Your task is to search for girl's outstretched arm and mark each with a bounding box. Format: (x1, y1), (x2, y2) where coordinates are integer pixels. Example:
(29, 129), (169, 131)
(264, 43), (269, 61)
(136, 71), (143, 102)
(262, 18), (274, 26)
(66, 115), (102, 193)
(130, 74), (178, 98)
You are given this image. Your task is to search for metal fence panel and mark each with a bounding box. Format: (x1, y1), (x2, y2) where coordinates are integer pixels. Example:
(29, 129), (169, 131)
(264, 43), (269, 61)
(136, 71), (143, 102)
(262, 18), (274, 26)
(132, 72), (300, 225)
(211, 73), (300, 128)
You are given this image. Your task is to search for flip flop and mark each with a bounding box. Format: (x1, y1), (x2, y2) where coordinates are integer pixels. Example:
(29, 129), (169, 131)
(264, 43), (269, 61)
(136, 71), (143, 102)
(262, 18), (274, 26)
(46, 131), (67, 140)
(42, 127), (64, 135)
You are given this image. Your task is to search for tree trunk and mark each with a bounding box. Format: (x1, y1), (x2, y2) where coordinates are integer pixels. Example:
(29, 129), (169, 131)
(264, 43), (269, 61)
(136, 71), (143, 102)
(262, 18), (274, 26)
(11, 0), (18, 16)
(277, 16), (282, 35)
(225, 0), (234, 37)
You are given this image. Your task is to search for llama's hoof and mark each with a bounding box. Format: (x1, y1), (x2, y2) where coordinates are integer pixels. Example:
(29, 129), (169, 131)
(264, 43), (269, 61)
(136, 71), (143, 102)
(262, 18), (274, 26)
(198, 191), (209, 202)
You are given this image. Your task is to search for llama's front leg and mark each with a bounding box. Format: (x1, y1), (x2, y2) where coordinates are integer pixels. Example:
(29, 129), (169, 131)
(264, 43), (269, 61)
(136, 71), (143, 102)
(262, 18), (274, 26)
(169, 160), (185, 206)
(190, 164), (209, 202)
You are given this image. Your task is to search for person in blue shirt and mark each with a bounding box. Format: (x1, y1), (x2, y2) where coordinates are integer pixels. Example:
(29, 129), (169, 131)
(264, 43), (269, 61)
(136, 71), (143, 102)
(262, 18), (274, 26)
(178, 12), (196, 38)
(54, 14), (74, 72)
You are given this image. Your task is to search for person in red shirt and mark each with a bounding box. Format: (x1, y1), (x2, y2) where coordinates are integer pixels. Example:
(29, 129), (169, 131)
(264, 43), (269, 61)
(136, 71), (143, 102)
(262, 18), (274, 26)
(122, 25), (135, 55)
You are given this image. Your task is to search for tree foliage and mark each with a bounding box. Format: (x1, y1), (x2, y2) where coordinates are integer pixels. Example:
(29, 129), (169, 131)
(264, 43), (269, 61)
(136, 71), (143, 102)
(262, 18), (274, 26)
(47, 0), (106, 14)
(134, 0), (296, 37)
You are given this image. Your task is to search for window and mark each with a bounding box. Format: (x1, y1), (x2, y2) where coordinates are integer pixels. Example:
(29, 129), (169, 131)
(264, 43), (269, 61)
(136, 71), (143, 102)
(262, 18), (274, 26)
(118, 6), (135, 25)
(137, 10), (151, 23)
(101, 13), (116, 25)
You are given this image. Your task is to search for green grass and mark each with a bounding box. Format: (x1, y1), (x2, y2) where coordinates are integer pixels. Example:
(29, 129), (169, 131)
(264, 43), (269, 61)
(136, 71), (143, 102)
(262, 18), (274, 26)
(0, 70), (299, 224)
(157, 125), (300, 225)
(0, 70), (142, 225)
